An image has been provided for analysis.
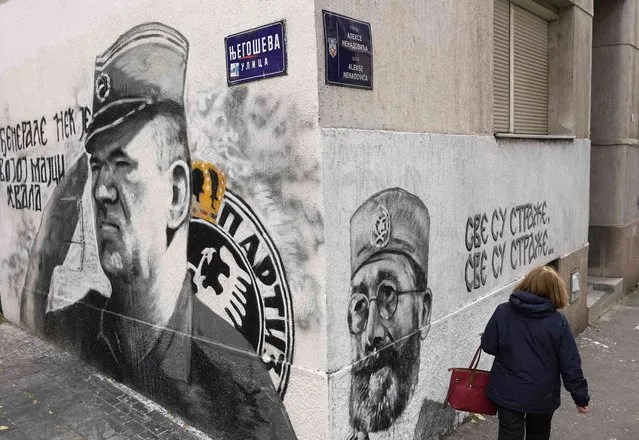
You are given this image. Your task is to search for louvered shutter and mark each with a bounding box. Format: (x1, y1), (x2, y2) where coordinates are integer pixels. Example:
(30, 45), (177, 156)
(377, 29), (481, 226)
(513, 4), (548, 134)
(494, 0), (510, 133)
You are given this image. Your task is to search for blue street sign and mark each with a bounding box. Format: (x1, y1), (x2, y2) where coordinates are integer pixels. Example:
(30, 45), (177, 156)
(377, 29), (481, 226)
(225, 21), (287, 86)
(323, 11), (373, 89)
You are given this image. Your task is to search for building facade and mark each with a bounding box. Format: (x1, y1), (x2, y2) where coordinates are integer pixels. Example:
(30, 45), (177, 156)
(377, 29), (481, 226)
(0, 0), (608, 439)
(589, 0), (639, 293)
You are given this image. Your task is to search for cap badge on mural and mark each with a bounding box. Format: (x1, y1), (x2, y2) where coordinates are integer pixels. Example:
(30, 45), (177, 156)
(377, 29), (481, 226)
(370, 205), (391, 248)
(95, 72), (111, 103)
(328, 37), (338, 58)
(188, 160), (294, 398)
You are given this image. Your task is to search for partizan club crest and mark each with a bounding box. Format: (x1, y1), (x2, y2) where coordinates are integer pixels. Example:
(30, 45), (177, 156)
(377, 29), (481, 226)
(188, 160), (294, 397)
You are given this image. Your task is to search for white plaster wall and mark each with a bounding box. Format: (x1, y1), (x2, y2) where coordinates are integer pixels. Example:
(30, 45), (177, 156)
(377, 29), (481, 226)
(0, 1), (326, 438)
(323, 129), (590, 438)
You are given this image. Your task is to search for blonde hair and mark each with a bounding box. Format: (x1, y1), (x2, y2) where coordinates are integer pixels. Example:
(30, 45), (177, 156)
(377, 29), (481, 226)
(514, 266), (568, 309)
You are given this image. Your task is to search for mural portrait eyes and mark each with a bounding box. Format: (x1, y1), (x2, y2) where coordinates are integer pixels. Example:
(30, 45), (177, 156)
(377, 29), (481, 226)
(347, 284), (402, 334)
(377, 283), (396, 310)
(348, 294), (368, 334)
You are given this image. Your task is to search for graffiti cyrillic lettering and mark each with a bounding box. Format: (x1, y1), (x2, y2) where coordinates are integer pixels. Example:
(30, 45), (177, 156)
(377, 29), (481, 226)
(6, 183), (41, 211)
(492, 242), (506, 279)
(0, 157), (28, 184)
(29, 154), (65, 187)
(464, 201), (553, 291)
(0, 117), (48, 157)
(465, 250), (488, 292)
(239, 234), (260, 265)
(218, 203), (243, 236)
(254, 255), (276, 286)
(80, 106), (91, 139)
(465, 213), (489, 252)
(263, 284), (286, 318)
(53, 108), (77, 142)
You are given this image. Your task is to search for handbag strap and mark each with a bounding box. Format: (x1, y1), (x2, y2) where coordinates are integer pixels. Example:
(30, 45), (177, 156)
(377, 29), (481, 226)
(444, 345), (485, 406)
(468, 346), (482, 370)
(445, 345), (483, 406)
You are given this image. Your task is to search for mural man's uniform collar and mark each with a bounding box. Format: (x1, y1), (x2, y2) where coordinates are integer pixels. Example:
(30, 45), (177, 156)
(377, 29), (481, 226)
(97, 274), (193, 384)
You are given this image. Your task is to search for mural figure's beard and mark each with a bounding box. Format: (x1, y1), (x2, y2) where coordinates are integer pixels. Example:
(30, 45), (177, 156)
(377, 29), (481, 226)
(349, 332), (421, 433)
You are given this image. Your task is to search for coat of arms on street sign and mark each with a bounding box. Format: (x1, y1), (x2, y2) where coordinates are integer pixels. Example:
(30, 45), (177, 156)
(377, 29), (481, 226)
(328, 37), (337, 58)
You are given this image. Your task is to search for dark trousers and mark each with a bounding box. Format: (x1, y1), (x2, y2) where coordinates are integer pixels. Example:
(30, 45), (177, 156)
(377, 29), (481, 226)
(497, 405), (554, 440)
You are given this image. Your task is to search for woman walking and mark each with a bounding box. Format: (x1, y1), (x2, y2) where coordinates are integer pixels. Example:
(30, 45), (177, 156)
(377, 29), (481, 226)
(481, 266), (590, 440)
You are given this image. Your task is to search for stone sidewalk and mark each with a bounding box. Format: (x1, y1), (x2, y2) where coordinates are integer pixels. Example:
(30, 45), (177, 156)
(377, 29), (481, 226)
(444, 291), (639, 440)
(0, 317), (209, 440)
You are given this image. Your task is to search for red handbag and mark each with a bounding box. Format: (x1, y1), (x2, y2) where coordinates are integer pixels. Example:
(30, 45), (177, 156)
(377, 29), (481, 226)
(444, 346), (497, 415)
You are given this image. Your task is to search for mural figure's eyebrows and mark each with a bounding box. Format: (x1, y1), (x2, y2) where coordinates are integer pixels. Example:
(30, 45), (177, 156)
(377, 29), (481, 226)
(89, 147), (133, 165)
(351, 282), (367, 295)
(375, 269), (398, 286)
(108, 148), (134, 162)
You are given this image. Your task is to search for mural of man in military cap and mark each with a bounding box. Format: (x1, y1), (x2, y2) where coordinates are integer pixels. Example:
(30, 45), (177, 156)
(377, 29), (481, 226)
(347, 188), (433, 437)
(20, 22), (296, 440)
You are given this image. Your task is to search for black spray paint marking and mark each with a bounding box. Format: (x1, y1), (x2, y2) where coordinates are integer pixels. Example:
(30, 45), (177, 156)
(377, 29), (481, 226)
(0, 106), (92, 158)
(0, 154), (65, 211)
(6, 184), (41, 211)
(29, 155), (66, 187)
(52, 108), (77, 142)
(464, 201), (553, 292)
(0, 104), (87, 211)
(0, 117), (48, 158)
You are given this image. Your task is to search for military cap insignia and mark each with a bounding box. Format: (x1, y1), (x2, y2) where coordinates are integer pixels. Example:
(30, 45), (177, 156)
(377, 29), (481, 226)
(95, 72), (111, 103)
(370, 205), (391, 248)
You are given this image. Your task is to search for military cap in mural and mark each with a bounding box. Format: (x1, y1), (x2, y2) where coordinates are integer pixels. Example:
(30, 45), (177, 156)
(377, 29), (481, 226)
(85, 22), (188, 149)
(350, 187), (430, 277)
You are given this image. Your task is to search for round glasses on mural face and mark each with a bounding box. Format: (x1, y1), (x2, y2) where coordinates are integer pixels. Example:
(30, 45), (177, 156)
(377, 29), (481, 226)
(348, 282), (424, 335)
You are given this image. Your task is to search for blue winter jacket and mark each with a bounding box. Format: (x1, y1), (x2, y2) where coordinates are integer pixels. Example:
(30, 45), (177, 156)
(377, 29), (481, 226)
(481, 290), (590, 413)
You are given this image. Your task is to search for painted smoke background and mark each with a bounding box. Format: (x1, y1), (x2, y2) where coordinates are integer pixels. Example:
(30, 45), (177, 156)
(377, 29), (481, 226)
(187, 86), (324, 331)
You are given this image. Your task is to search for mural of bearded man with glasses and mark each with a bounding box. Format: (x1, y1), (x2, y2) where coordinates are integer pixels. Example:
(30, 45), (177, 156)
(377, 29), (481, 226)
(347, 187), (453, 440)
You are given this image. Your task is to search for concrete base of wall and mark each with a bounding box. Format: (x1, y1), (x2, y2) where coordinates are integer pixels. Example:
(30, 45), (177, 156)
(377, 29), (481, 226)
(558, 244), (589, 334)
(589, 219), (639, 292)
(586, 276), (625, 325)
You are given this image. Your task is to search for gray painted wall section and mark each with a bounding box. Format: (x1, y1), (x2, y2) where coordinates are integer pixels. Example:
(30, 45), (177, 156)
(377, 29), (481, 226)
(324, 129), (590, 370)
(324, 129), (590, 438)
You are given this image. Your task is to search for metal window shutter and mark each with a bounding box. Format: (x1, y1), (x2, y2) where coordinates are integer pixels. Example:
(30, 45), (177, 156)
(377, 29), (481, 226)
(513, 5), (548, 134)
(494, 0), (510, 133)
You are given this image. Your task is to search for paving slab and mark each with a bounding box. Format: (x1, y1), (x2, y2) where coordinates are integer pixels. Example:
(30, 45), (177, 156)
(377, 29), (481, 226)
(0, 319), (210, 440)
